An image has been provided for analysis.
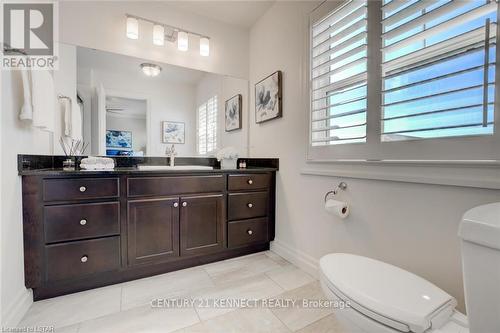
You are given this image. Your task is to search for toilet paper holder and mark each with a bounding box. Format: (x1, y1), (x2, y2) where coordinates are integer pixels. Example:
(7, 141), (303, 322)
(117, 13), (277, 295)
(324, 182), (348, 202)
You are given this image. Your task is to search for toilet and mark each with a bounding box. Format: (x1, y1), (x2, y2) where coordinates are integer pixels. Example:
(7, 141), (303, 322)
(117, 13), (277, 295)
(320, 202), (500, 333)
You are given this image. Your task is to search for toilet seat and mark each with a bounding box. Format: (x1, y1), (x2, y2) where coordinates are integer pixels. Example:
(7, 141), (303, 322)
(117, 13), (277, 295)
(320, 254), (458, 333)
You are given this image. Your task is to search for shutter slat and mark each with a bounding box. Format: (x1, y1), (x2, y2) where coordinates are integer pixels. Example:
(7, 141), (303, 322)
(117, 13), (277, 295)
(383, 122), (494, 136)
(384, 62), (495, 93)
(383, 103), (495, 121)
(312, 122), (366, 132)
(383, 83), (494, 107)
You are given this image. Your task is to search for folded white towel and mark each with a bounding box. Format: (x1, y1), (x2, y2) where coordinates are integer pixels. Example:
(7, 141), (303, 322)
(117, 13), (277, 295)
(80, 156), (115, 170)
(80, 163), (114, 170)
(31, 70), (55, 132)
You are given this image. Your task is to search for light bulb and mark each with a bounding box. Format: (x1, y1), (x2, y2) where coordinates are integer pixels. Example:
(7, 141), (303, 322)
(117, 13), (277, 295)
(200, 37), (210, 56)
(153, 24), (165, 46)
(126, 17), (139, 40)
(178, 31), (189, 51)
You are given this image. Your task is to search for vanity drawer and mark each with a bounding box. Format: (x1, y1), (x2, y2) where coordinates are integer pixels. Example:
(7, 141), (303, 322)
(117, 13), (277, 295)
(44, 202), (120, 243)
(127, 175), (225, 197)
(228, 192), (268, 221)
(45, 237), (120, 281)
(228, 173), (271, 191)
(43, 178), (119, 202)
(228, 218), (268, 248)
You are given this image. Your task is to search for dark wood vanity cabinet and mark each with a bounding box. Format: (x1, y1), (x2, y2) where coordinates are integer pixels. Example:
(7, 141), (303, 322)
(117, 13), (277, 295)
(21, 170), (276, 300)
(180, 194), (225, 256)
(127, 197), (180, 266)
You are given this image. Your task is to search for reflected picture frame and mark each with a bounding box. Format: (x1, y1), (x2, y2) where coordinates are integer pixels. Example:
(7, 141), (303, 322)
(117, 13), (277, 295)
(225, 94), (242, 132)
(162, 121), (185, 144)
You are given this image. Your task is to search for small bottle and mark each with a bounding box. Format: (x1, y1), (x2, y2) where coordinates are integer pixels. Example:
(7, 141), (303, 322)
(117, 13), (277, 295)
(242, 160), (247, 169)
(238, 160), (243, 169)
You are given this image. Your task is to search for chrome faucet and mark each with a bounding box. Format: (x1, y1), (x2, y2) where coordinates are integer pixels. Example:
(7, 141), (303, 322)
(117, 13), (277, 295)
(166, 144), (177, 167)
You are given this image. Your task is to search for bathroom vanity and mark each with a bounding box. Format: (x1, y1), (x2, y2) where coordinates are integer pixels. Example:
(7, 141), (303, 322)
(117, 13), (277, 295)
(19, 156), (278, 300)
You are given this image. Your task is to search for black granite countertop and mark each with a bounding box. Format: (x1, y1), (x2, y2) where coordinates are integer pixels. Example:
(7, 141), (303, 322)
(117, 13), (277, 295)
(19, 166), (278, 176)
(18, 155), (279, 176)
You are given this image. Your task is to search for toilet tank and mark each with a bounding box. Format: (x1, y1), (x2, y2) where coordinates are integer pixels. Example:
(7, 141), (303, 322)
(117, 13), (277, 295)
(459, 203), (500, 333)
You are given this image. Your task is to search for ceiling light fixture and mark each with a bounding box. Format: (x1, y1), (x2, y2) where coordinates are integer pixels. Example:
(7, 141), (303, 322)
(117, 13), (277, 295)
(153, 24), (165, 46)
(125, 14), (210, 56)
(126, 16), (139, 40)
(200, 37), (210, 57)
(140, 63), (162, 77)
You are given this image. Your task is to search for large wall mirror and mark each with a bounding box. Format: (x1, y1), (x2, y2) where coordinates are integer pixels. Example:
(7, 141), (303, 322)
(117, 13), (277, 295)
(55, 43), (249, 157)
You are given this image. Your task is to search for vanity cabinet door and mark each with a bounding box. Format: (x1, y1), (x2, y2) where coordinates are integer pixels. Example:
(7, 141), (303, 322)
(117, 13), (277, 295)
(127, 197), (180, 266)
(180, 194), (225, 256)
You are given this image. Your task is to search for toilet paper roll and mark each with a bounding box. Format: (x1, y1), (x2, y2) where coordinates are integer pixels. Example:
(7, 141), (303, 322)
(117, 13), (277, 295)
(325, 199), (349, 219)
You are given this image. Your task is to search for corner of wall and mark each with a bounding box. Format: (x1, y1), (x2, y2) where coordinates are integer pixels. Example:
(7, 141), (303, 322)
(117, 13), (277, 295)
(2, 288), (32, 328)
(270, 239), (319, 278)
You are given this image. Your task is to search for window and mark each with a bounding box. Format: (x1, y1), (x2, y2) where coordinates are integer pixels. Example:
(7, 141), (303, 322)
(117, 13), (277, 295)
(381, 0), (496, 141)
(309, 0), (500, 161)
(311, 0), (368, 145)
(197, 96), (218, 155)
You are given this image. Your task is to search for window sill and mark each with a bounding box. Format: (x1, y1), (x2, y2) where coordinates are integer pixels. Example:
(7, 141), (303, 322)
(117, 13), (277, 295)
(301, 159), (500, 189)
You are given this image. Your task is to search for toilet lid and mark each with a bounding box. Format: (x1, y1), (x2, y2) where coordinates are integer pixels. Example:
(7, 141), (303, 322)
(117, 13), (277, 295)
(320, 254), (457, 333)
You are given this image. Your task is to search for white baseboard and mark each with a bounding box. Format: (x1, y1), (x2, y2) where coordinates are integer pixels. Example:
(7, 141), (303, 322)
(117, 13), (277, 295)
(270, 239), (319, 278)
(2, 289), (32, 328)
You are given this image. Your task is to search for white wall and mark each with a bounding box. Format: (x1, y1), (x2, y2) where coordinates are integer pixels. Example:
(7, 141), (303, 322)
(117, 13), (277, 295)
(59, 1), (249, 79)
(195, 74), (249, 156)
(79, 67), (198, 156)
(1, 70), (51, 326)
(1, 42), (79, 326)
(248, 1), (500, 312)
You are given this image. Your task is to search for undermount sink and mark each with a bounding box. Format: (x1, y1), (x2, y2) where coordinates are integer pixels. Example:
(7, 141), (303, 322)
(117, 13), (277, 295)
(137, 165), (214, 171)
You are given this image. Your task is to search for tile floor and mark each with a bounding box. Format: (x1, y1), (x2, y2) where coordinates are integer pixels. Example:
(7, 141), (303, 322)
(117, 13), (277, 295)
(17, 251), (358, 333)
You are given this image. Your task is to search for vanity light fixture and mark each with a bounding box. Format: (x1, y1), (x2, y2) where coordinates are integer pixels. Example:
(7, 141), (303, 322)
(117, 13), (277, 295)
(152, 24), (165, 46)
(140, 63), (162, 77)
(200, 37), (210, 57)
(177, 31), (189, 51)
(126, 16), (139, 40)
(125, 14), (210, 56)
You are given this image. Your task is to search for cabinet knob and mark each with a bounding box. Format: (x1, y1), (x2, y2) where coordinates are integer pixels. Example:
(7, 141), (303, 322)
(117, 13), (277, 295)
(182, 202), (187, 207)
(80, 219), (87, 226)
(81, 255), (88, 263)
(247, 179), (253, 185)
(247, 229), (253, 235)
(247, 203), (253, 208)
(79, 186), (87, 192)
(173, 202), (179, 208)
